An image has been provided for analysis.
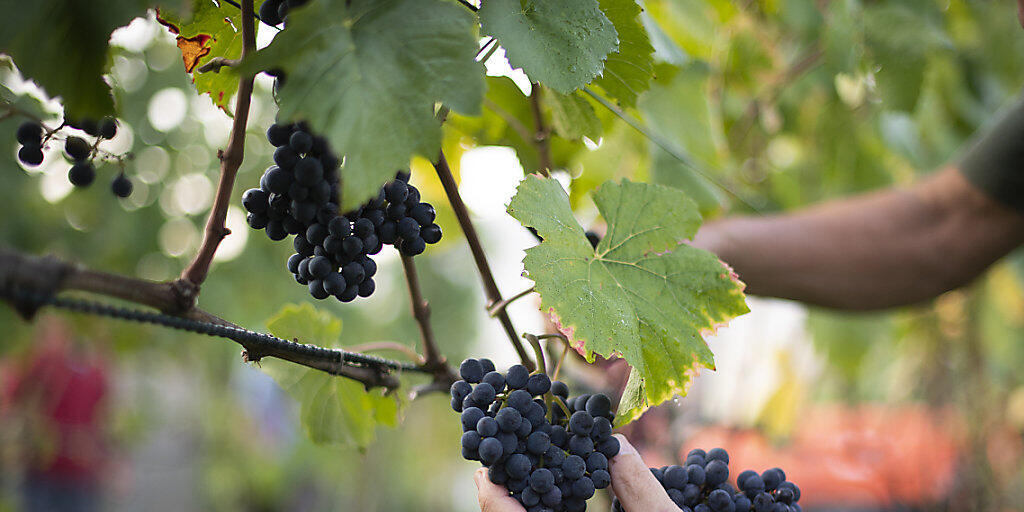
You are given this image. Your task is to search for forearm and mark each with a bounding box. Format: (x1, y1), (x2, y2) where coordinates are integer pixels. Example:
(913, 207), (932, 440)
(693, 167), (1024, 310)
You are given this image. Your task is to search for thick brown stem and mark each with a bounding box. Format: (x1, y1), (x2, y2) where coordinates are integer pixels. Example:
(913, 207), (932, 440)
(528, 86), (552, 177)
(433, 151), (535, 370)
(180, 0), (257, 287)
(0, 246), (404, 390)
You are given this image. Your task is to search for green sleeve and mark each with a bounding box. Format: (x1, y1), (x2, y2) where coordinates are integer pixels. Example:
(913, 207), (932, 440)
(958, 94), (1024, 212)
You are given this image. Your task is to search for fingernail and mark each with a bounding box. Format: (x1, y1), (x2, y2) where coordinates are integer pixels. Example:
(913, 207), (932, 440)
(473, 468), (486, 487)
(613, 434), (637, 455)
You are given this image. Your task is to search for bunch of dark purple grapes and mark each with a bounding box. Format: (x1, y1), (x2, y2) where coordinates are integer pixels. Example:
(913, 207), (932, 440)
(453, 358), (620, 512)
(612, 450), (802, 512)
(241, 121), (441, 302)
(14, 119), (131, 197)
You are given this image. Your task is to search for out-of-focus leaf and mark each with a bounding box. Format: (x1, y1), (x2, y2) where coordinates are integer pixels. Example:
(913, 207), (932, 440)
(639, 63), (725, 214)
(544, 88), (601, 142)
(262, 303), (400, 447)
(479, 0), (618, 93)
(242, 0), (484, 210)
(157, 0), (266, 112)
(507, 176), (748, 426)
(0, 0), (151, 118)
(863, 2), (950, 111)
(807, 310), (892, 383)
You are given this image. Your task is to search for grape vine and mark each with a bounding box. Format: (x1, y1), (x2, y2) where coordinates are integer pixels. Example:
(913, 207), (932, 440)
(0, 0), (759, 503)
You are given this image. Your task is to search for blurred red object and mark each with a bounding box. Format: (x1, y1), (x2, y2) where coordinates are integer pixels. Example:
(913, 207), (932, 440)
(677, 405), (969, 508)
(3, 318), (110, 482)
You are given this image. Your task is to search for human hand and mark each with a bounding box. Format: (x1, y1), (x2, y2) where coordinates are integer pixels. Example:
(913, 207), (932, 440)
(474, 434), (677, 512)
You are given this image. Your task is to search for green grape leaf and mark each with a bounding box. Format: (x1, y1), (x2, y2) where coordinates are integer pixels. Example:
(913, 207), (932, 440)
(242, 0), (484, 210)
(507, 176), (748, 426)
(261, 303), (400, 447)
(0, 0), (151, 119)
(592, 0), (655, 107)
(157, 0), (266, 112)
(543, 88), (601, 142)
(479, 0), (618, 94)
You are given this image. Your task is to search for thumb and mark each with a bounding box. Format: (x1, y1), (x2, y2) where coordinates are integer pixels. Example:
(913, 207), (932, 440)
(608, 435), (677, 512)
(474, 468), (526, 512)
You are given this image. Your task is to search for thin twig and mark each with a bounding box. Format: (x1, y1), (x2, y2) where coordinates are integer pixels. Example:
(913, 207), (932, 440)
(733, 46), (823, 145)
(433, 151), (535, 370)
(476, 37), (497, 59)
(400, 255), (457, 384)
(478, 40), (500, 65)
(487, 286), (535, 317)
(455, 0), (479, 11)
(483, 98), (534, 142)
(347, 341), (425, 364)
(528, 86), (552, 177)
(197, 57), (240, 74)
(180, 0), (257, 286)
(582, 86), (765, 214)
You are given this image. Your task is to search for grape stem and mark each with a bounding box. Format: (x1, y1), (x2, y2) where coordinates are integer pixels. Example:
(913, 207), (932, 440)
(180, 0), (257, 288)
(486, 286), (535, 317)
(552, 341), (570, 382)
(528, 85), (552, 177)
(551, 393), (571, 420)
(433, 150), (535, 371)
(400, 255), (458, 385)
(524, 333), (548, 376)
(525, 333), (558, 422)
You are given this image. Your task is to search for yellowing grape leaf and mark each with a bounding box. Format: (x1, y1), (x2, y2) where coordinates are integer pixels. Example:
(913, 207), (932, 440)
(242, 0), (484, 210)
(507, 176), (748, 425)
(158, 0), (267, 112)
(261, 303), (399, 447)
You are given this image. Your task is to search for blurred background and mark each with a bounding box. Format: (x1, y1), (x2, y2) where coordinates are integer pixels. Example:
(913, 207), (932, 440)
(2, 0), (1024, 510)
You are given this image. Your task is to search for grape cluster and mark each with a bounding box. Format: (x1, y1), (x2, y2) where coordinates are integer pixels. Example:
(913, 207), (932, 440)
(259, 0), (309, 26)
(241, 122), (442, 302)
(14, 118), (131, 197)
(612, 449), (802, 512)
(453, 358), (620, 512)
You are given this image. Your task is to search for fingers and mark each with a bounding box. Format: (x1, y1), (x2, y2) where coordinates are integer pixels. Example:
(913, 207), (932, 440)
(474, 468), (526, 512)
(608, 434), (678, 512)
